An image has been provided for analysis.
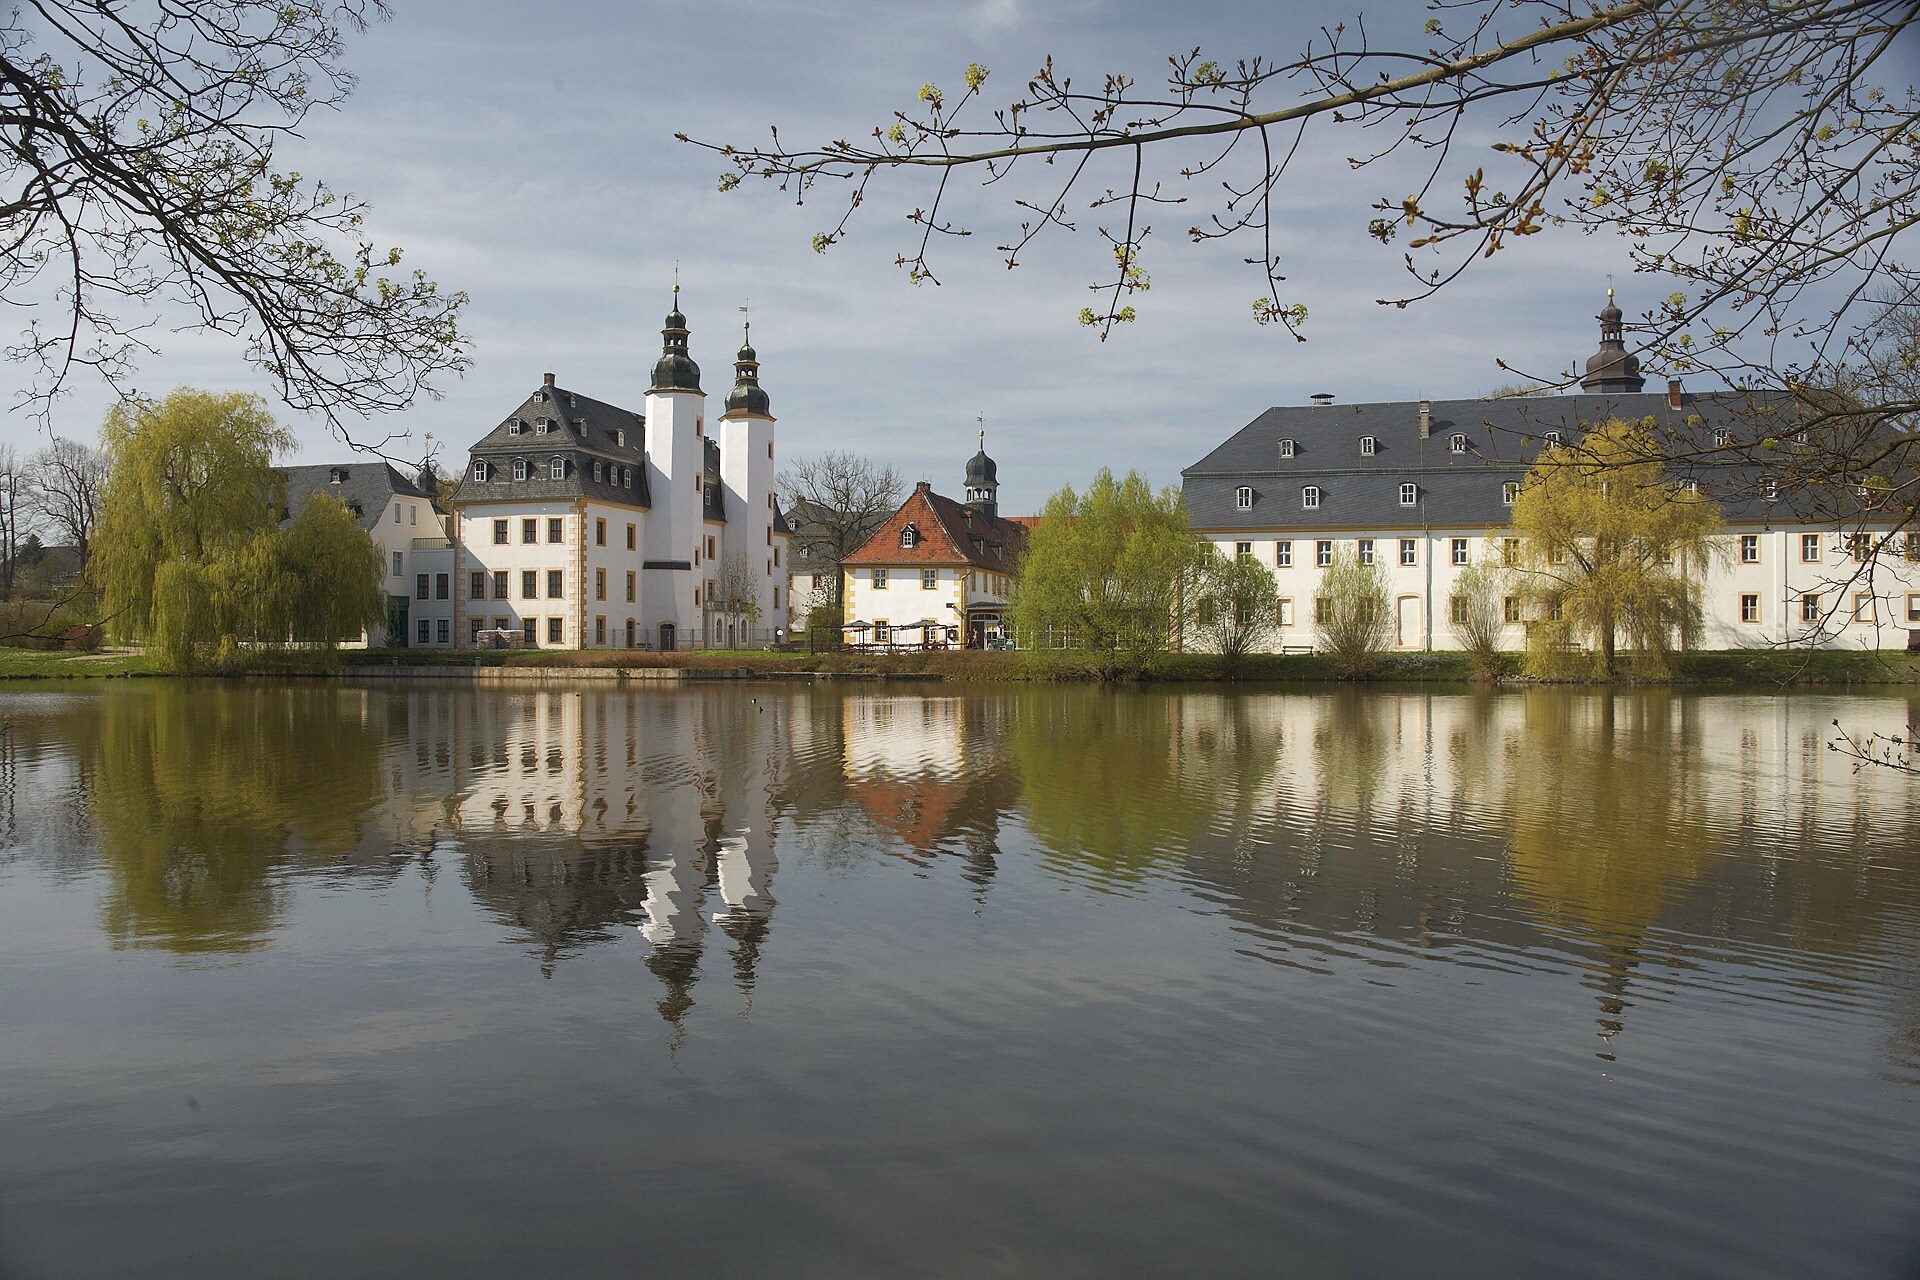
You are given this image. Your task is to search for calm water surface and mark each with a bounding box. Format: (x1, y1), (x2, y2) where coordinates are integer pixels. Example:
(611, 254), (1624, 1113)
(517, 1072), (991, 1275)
(1, 680), (1918, 1279)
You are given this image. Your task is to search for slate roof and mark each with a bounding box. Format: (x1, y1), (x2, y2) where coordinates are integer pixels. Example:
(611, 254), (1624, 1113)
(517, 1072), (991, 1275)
(454, 382), (652, 508)
(703, 438), (725, 522)
(281, 461), (430, 530)
(1181, 389), (1814, 531)
(846, 483), (1028, 573)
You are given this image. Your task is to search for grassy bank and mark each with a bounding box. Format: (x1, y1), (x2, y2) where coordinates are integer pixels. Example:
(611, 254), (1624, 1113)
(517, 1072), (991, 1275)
(2, 644), (1914, 686)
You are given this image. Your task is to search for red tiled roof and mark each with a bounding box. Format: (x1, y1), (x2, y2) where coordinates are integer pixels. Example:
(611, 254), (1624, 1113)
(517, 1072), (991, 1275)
(844, 484), (1027, 573)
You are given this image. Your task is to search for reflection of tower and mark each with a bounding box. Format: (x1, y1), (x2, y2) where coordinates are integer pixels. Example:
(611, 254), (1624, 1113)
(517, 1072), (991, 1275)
(960, 827), (998, 908)
(640, 840), (711, 1036)
(713, 829), (779, 1000)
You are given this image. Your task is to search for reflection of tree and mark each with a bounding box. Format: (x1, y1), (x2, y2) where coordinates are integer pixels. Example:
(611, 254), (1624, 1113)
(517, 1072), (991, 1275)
(85, 684), (384, 953)
(461, 838), (649, 979)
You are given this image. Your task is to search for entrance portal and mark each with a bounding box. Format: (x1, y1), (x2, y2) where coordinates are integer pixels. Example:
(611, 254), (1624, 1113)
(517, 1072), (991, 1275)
(658, 622), (676, 652)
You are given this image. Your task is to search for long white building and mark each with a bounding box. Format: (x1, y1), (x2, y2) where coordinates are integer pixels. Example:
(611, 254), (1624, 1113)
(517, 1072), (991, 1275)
(1183, 298), (1920, 653)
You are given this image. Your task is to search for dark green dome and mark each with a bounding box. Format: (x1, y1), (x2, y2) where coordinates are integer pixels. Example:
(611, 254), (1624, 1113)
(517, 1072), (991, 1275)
(651, 300), (702, 393)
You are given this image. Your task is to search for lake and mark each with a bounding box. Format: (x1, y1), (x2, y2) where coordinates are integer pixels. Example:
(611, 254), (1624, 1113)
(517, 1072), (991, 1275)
(1, 680), (1917, 1278)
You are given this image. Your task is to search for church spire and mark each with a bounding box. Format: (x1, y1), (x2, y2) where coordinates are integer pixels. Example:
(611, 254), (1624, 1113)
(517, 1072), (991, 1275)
(965, 416), (999, 519)
(1579, 286), (1645, 394)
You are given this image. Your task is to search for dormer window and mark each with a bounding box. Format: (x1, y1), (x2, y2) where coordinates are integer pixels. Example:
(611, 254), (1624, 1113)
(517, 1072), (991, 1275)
(622, 466), (631, 488)
(536, 418), (553, 435)
(512, 458), (528, 482)
(536, 389), (549, 402)
(1360, 435), (1377, 457)
(549, 456), (566, 480)
(1448, 433), (1468, 454)
(1763, 476), (1779, 500)
(1542, 430), (1561, 447)
(592, 460), (603, 483)
(1235, 486), (1254, 511)
(1302, 486), (1321, 510)
(1713, 428), (1732, 448)
(1278, 438), (1296, 459)
(472, 459), (490, 482)
(1502, 481), (1519, 505)
(616, 428), (626, 447)
(328, 467), (345, 484)
(507, 419), (522, 436)
(900, 523), (919, 548)
(1399, 482), (1417, 506)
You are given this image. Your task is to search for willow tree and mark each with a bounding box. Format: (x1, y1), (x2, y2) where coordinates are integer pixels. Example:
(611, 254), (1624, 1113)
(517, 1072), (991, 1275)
(92, 387), (381, 669)
(1011, 469), (1202, 669)
(1509, 418), (1723, 678)
(1314, 549), (1390, 677)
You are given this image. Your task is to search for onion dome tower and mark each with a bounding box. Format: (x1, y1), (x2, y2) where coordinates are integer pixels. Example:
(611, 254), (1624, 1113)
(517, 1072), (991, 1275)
(1579, 287), (1646, 394)
(964, 429), (999, 519)
(724, 321), (770, 417)
(650, 286), (703, 393)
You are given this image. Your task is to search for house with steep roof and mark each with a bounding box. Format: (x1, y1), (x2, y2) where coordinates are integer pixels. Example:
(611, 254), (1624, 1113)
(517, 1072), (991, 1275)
(1183, 294), (1920, 652)
(842, 441), (1027, 648)
(444, 294), (790, 651)
(279, 460), (452, 646)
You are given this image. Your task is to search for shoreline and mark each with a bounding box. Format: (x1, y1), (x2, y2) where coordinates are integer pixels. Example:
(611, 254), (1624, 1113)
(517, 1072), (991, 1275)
(3, 647), (1917, 688)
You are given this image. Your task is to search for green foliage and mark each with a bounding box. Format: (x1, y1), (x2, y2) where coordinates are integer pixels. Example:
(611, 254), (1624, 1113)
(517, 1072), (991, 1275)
(1448, 558), (1509, 675)
(1010, 469), (1204, 671)
(1189, 549), (1279, 666)
(1508, 418), (1724, 678)
(92, 387), (382, 671)
(1314, 549), (1390, 677)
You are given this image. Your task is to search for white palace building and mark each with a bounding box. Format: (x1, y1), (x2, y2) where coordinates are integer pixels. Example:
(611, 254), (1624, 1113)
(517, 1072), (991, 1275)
(387, 295), (792, 652)
(1183, 296), (1920, 653)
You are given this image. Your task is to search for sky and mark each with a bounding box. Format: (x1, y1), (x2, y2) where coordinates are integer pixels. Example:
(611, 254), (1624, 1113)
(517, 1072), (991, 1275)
(5, 0), (1648, 515)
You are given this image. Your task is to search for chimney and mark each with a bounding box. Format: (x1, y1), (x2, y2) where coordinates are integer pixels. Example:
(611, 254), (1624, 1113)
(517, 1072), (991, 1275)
(916, 480), (932, 493)
(1666, 379), (1683, 411)
(543, 372), (556, 387)
(1310, 392), (1334, 407)
(1419, 399), (1432, 438)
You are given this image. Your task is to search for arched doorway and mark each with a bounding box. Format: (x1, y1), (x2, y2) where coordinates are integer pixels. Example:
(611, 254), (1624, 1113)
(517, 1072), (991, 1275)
(658, 621), (676, 652)
(625, 618), (636, 648)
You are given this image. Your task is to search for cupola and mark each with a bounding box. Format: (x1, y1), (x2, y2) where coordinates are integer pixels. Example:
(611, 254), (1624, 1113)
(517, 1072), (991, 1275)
(724, 319), (771, 416)
(650, 286), (703, 393)
(964, 430), (999, 519)
(1579, 287), (1646, 394)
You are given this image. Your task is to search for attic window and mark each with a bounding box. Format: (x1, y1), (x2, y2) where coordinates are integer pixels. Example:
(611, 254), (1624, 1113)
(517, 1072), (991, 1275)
(1302, 485), (1321, 510)
(1359, 436), (1377, 456)
(507, 419), (522, 436)
(328, 467), (345, 484)
(1399, 482), (1417, 506)
(592, 460), (604, 483)
(536, 418), (553, 435)
(1542, 430), (1561, 447)
(900, 523), (919, 548)
(1278, 438), (1296, 459)
(549, 456), (566, 481)
(536, 389), (549, 401)
(472, 459), (490, 482)
(622, 466), (631, 488)
(616, 428), (626, 447)
(1448, 433), (1468, 454)
(1235, 486), (1254, 511)
(1713, 427), (1732, 448)
(512, 458), (528, 482)
(1502, 481), (1519, 505)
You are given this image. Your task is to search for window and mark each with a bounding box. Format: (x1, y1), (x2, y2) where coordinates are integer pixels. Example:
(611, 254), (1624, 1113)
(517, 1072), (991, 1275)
(472, 459), (490, 482)
(416, 618), (430, 644)
(901, 524), (918, 548)
(493, 519), (508, 545)
(435, 573), (449, 601)
(873, 621), (890, 644)
(706, 536), (716, 558)
(522, 518), (538, 544)
(627, 523), (636, 551)
(595, 518), (606, 546)
(594, 616), (606, 646)
(547, 617), (563, 644)
(1399, 482), (1417, 506)
(1802, 593), (1821, 623)
(392, 504), (402, 524)
(1302, 486), (1321, 510)
(1739, 534), (1759, 564)
(595, 568), (606, 601)
(548, 517), (564, 543)
(1234, 541), (1253, 561)
(470, 570), (487, 599)
(522, 618), (537, 645)
(492, 571), (508, 599)
(1499, 538), (1519, 567)
(1314, 596), (1331, 625)
(521, 570), (538, 598)
(536, 418), (553, 435)
(1279, 438), (1296, 459)
(391, 550), (404, 577)
(591, 460), (603, 483)
(1275, 540), (1293, 568)
(774, 546), (781, 567)
(1503, 596), (1522, 623)
(1399, 538), (1417, 567)
(1449, 433), (1468, 454)
(409, 506), (417, 526)
(1277, 598), (1294, 627)
(1542, 430), (1561, 447)
(1850, 532), (1871, 562)
(1236, 486), (1254, 511)
(622, 467), (632, 488)
(1357, 538), (1375, 566)
(1549, 544), (1568, 566)
(873, 568), (889, 589)
(1907, 593), (1920, 623)
(1196, 597), (1218, 626)
(1741, 593), (1761, 623)
(507, 418), (522, 436)
(1853, 593), (1876, 623)
(1801, 533), (1820, 562)
(1502, 481), (1519, 506)
(1451, 538), (1469, 566)
(1764, 477), (1779, 500)
(547, 569), (563, 599)
(547, 456), (564, 481)
(416, 573), (429, 601)
(1449, 595), (1468, 626)
(1713, 428), (1732, 448)
(1682, 479), (1700, 495)
(470, 617), (484, 643)
(922, 568), (938, 590)
(436, 619), (450, 644)
(1315, 539), (1333, 568)
(1360, 435), (1377, 456)
(1907, 533), (1920, 562)
(512, 458), (529, 482)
